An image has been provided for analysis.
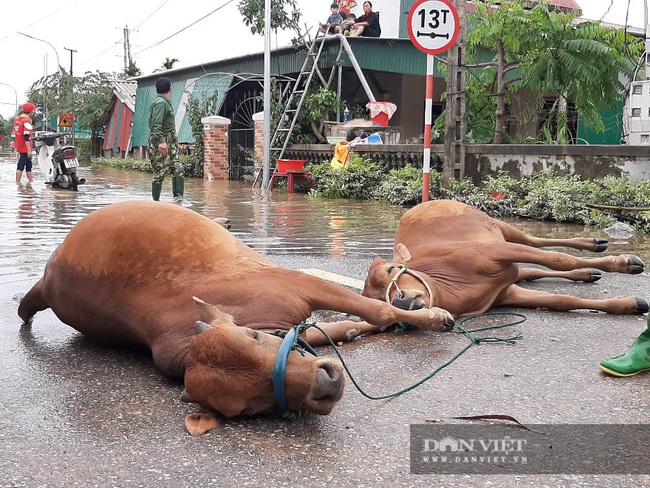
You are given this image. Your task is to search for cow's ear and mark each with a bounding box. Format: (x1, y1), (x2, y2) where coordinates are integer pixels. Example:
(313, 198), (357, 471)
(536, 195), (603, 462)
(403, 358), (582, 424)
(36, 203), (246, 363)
(195, 320), (212, 334)
(185, 411), (221, 436)
(393, 243), (412, 262)
(193, 296), (236, 326)
(180, 389), (197, 403)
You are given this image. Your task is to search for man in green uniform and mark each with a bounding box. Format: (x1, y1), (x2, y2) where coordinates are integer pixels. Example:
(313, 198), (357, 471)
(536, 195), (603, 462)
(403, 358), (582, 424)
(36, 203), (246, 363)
(148, 77), (184, 201)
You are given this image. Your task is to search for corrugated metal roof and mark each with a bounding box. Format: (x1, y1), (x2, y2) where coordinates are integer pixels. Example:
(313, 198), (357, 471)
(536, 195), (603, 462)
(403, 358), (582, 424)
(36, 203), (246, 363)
(111, 80), (137, 112)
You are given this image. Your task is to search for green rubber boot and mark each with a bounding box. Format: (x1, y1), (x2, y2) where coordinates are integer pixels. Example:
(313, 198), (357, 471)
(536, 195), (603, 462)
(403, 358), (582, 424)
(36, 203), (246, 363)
(152, 181), (163, 201)
(599, 317), (650, 377)
(172, 176), (184, 201)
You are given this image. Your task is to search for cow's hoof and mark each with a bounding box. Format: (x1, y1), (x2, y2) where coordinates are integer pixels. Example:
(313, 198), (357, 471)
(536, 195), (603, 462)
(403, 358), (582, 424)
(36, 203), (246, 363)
(593, 238), (608, 252)
(586, 269), (602, 283)
(626, 255), (645, 274)
(634, 298), (649, 314)
(442, 315), (455, 331)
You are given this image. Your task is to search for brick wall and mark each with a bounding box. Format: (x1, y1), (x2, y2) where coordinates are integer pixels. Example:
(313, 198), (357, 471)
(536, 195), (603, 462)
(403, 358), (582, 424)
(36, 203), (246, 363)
(202, 116), (231, 180)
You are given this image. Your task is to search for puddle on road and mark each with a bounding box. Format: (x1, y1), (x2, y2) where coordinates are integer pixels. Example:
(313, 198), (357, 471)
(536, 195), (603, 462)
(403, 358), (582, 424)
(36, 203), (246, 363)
(1, 155), (648, 287)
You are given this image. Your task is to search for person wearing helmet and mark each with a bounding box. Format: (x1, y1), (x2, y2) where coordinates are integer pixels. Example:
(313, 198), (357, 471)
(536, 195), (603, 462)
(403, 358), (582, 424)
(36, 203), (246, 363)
(13, 102), (36, 185)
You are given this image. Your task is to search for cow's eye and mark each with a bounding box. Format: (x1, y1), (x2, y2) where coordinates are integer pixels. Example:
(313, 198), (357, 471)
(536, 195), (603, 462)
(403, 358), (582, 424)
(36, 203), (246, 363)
(387, 265), (396, 274)
(252, 331), (260, 341)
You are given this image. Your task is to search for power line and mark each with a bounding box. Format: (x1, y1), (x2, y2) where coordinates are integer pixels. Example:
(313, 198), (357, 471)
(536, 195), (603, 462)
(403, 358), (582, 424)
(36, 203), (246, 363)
(0, 0), (80, 43)
(77, 0), (172, 69)
(134, 0), (237, 55)
(133, 0), (171, 30)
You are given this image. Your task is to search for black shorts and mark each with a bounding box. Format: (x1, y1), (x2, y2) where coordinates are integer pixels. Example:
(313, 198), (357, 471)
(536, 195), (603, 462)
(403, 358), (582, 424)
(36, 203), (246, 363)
(17, 153), (32, 172)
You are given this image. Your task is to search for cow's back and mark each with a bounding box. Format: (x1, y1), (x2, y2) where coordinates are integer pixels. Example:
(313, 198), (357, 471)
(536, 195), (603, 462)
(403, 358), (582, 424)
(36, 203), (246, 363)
(395, 200), (504, 248)
(40, 201), (273, 345)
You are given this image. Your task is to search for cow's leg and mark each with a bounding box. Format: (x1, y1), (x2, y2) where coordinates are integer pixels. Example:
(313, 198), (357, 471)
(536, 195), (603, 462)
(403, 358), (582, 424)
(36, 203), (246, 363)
(517, 267), (602, 283)
(493, 242), (644, 275)
(301, 320), (384, 346)
(495, 220), (608, 252)
(17, 278), (48, 324)
(495, 284), (648, 314)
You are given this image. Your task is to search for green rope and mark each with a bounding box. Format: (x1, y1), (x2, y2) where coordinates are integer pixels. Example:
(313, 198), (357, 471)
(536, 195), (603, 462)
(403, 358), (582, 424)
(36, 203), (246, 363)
(298, 311), (526, 401)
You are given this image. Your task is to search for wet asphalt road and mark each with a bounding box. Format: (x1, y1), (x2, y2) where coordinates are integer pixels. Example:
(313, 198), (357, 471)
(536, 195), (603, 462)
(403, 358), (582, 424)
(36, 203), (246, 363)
(0, 157), (649, 487)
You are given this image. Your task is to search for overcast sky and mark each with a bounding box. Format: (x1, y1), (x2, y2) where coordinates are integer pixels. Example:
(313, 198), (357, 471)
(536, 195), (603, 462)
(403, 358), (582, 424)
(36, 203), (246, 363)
(0, 0), (646, 119)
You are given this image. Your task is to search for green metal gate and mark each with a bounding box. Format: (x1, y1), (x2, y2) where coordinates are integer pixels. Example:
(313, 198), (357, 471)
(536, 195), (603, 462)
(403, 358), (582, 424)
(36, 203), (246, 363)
(228, 92), (261, 180)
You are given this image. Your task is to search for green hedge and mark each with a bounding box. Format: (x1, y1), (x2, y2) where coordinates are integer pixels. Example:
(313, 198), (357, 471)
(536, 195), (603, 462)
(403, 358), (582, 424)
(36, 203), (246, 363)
(306, 157), (650, 234)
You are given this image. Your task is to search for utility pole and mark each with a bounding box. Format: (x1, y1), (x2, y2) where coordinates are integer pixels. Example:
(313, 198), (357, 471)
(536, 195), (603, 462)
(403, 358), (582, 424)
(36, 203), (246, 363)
(64, 47), (77, 146)
(124, 26), (131, 71)
(443, 0), (467, 187)
(64, 47), (77, 76)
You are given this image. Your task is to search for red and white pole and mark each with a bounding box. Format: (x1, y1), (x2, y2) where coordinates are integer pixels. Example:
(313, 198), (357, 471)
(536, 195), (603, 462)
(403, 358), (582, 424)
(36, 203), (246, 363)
(422, 53), (434, 202)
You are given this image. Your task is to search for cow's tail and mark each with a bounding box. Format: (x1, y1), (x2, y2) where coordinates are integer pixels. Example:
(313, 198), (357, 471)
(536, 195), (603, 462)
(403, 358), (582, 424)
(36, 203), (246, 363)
(17, 278), (48, 324)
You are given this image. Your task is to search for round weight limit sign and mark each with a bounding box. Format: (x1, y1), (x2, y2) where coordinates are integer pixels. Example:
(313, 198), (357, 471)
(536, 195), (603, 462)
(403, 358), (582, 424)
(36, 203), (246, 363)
(407, 0), (459, 55)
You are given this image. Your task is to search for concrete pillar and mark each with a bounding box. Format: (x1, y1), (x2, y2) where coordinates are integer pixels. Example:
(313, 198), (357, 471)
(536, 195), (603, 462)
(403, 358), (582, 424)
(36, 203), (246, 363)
(252, 111), (265, 172)
(201, 115), (231, 180)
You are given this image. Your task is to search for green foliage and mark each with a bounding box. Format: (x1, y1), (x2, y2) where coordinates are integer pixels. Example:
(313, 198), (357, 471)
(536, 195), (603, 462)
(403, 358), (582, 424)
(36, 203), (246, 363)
(238, 0), (302, 36)
(74, 72), (114, 138)
(92, 156), (152, 172)
(161, 58), (179, 70)
(303, 88), (340, 123)
(376, 165), (423, 206)
(124, 61), (141, 77)
(186, 91), (222, 178)
(309, 154), (650, 234)
(308, 154), (383, 200)
(75, 139), (92, 162)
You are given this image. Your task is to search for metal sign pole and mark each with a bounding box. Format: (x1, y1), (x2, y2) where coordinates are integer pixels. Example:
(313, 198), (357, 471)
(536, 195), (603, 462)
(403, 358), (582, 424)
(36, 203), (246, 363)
(422, 54), (434, 202)
(261, 0), (271, 193)
(407, 0), (459, 204)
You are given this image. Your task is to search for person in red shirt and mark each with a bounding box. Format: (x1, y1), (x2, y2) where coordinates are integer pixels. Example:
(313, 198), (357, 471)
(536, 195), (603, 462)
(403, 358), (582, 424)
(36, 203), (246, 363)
(13, 102), (36, 184)
(338, 0), (357, 16)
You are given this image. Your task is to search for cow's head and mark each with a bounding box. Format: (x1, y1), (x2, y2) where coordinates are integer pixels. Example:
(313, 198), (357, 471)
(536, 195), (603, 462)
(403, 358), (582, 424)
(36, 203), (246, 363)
(183, 298), (345, 425)
(363, 243), (439, 315)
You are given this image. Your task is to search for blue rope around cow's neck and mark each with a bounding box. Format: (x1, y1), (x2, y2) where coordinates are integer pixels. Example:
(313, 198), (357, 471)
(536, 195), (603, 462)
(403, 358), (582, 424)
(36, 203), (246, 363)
(295, 311), (526, 401)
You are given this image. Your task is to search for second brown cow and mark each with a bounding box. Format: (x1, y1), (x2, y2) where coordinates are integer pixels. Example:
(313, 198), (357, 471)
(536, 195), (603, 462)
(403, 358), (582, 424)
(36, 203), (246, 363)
(362, 200), (648, 317)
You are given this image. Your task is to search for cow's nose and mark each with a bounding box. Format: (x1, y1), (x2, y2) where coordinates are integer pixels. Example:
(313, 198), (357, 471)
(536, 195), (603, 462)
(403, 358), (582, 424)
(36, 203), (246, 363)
(313, 362), (344, 402)
(392, 291), (425, 310)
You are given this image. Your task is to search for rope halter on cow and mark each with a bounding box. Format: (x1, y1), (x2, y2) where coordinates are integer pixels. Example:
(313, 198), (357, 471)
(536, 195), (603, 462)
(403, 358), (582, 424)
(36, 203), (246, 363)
(384, 264), (434, 308)
(272, 326), (318, 417)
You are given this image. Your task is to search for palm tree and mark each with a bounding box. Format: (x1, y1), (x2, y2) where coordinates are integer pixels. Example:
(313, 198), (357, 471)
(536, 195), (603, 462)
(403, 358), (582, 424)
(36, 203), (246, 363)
(124, 61), (141, 77)
(162, 57), (179, 70)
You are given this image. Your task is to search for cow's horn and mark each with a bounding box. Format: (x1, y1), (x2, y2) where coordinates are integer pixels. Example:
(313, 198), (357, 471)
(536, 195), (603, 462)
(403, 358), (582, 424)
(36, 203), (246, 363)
(180, 389), (197, 403)
(195, 320), (212, 334)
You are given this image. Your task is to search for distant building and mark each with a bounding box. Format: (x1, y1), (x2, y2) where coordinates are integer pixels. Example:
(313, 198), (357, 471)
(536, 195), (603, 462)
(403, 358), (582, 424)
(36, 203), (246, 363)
(100, 80), (136, 158)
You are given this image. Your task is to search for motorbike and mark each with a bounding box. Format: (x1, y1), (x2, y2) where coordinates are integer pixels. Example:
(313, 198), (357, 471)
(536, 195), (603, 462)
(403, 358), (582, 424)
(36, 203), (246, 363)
(34, 131), (85, 191)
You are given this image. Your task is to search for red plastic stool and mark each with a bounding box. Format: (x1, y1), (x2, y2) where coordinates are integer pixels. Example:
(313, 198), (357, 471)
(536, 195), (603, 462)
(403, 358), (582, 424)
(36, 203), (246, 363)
(269, 171), (313, 193)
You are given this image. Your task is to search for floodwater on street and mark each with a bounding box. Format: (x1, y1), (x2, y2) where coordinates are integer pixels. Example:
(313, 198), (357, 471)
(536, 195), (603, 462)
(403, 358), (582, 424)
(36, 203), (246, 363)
(1, 154), (649, 289)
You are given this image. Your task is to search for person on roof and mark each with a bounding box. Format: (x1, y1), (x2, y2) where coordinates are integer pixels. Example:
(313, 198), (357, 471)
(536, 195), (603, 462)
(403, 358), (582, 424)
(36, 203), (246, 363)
(13, 103), (36, 185)
(349, 1), (381, 38)
(320, 3), (346, 34)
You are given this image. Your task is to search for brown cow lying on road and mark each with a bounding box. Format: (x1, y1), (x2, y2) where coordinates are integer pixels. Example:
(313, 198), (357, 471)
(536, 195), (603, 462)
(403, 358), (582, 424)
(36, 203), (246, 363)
(17, 201), (454, 435)
(362, 200), (648, 317)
